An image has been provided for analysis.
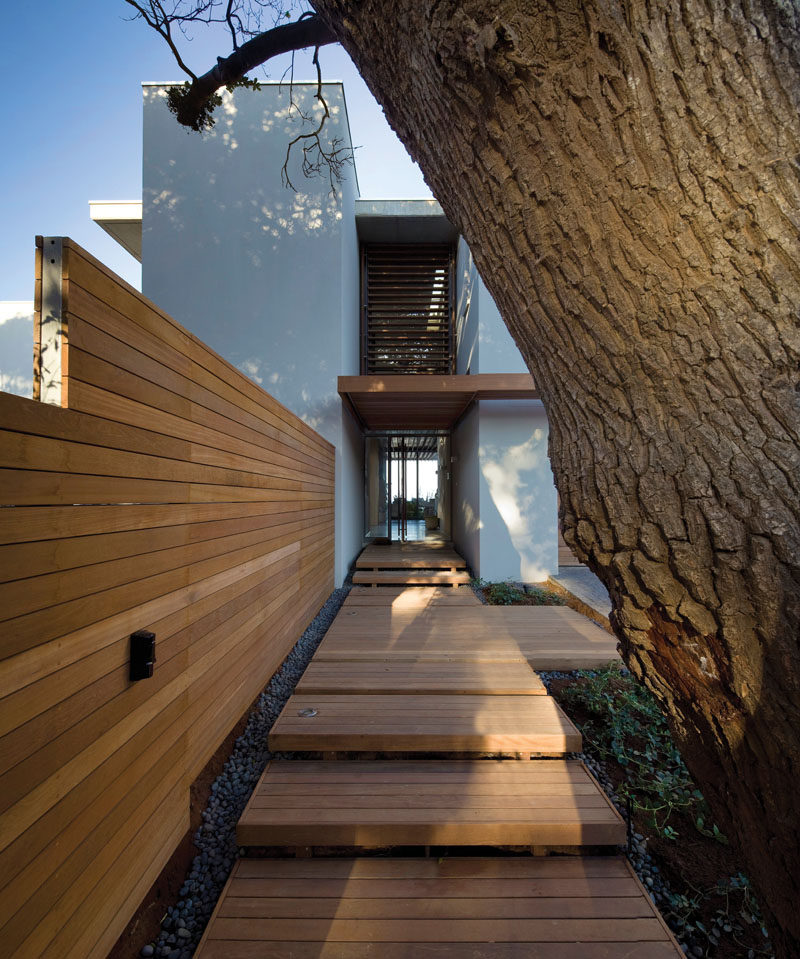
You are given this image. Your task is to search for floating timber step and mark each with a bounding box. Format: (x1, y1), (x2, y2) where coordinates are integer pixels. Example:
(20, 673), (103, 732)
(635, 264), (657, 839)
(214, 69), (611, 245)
(315, 605), (619, 670)
(194, 857), (684, 958)
(269, 694), (581, 755)
(236, 760), (625, 848)
(353, 569), (472, 586)
(356, 544), (467, 570)
(296, 660), (547, 695)
(344, 585), (481, 607)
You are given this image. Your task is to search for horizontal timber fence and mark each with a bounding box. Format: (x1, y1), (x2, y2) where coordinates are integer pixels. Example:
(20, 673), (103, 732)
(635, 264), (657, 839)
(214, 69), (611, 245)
(0, 238), (335, 957)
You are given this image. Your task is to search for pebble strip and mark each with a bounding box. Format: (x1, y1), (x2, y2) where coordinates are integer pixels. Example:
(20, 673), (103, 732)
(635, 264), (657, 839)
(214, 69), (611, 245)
(140, 583), (351, 959)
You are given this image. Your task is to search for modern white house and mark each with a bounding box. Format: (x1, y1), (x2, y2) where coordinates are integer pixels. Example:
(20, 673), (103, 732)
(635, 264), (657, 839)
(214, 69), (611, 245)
(91, 81), (563, 587)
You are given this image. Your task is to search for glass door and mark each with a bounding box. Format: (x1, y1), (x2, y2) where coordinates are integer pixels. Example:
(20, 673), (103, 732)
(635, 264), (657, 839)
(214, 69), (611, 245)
(365, 432), (449, 543)
(364, 435), (390, 542)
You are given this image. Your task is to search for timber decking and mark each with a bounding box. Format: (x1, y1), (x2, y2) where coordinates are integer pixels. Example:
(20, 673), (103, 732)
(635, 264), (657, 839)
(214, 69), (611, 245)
(356, 544), (467, 569)
(296, 660), (547, 695)
(268, 694), (582, 754)
(344, 585), (481, 606)
(195, 857), (684, 958)
(195, 562), (676, 959)
(352, 569), (472, 586)
(314, 604), (619, 670)
(236, 760), (625, 847)
(353, 543), (470, 587)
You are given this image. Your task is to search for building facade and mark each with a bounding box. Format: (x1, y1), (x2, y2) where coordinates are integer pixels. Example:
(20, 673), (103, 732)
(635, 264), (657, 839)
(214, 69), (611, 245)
(94, 82), (560, 586)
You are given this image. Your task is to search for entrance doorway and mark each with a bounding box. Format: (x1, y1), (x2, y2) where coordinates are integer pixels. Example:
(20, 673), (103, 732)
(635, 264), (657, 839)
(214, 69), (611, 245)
(364, 432), (450, 543)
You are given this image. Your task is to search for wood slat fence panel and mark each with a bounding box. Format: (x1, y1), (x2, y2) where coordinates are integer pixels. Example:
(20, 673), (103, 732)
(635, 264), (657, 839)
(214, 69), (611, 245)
(0, 238), (335, 958)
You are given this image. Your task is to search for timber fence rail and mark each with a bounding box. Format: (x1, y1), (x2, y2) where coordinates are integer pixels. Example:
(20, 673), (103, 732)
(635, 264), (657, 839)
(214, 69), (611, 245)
(0, 237), (335, 958)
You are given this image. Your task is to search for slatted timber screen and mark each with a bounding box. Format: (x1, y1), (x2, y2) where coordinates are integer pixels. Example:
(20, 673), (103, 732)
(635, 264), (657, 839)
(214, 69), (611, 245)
(361, 243), (455, 374)
(0, 237), (334, 958)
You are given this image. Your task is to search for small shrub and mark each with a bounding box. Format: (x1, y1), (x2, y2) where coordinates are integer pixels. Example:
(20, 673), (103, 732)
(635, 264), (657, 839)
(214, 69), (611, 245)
(473, 579), (565, 606)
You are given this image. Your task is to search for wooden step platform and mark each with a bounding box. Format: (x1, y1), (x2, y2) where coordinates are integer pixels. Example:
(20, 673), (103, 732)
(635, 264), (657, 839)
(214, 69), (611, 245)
(194, 857), (684, 958)
(353, 569), (472, 586)
(296, 660), (547, 695)
(344, 585), (481, 607)
(315, 605), (618, 670)
(237, 760), (625, 848)
(357, 544), (467, 570)
(269, 694), (581, 755)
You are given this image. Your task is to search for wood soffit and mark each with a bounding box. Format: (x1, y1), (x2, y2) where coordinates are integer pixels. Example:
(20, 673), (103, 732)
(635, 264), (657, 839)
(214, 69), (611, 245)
(338, 374), (539, 429)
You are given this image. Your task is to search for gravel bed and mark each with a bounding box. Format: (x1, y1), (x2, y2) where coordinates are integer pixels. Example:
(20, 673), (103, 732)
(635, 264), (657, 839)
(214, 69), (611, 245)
(470, 581), (488, 604)
(140, 583), (351, 959)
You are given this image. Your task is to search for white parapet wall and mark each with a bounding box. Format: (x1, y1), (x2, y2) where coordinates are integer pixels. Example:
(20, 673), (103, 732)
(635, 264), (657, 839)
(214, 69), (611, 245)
(0, 301), (34, 397)
(477, 399), (558, 583)
(452, 240), (559, 582)
(141, 82), (362, 586)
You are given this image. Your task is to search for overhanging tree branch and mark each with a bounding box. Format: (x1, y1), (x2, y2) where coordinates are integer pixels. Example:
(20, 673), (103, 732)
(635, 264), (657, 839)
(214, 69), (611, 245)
(281, 45), (352, 193)
(175, 14), (335, 128)
(126, 3), (336, 130)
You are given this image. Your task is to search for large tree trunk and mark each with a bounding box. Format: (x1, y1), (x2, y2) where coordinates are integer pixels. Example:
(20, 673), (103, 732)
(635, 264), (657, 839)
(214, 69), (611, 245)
(313, 0), (800, 951)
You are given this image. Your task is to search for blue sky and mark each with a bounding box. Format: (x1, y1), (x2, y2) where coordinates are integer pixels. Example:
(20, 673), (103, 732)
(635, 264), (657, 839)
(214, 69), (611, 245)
(0, 1), (429, 298)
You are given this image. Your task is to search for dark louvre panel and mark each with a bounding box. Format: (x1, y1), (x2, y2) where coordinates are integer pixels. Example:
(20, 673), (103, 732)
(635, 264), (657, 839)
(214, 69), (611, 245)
(361, 244), (454, 374)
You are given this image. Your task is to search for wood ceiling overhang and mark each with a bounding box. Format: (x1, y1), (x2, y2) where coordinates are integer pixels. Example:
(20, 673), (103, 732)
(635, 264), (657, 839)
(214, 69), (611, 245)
(338, 374), (539, 430)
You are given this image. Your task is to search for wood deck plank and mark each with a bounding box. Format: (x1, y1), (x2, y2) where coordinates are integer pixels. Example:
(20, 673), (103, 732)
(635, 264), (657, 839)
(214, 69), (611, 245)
(209, 917), (669, 941)
(232, 858), (632, 879)
(268, 695), (581, 754)
(296, 661), (547, 695)
(216, 897), (657, 919)
(352, 570), (472, 585)
(237, 760), (623, 848)
(313, 603), (618, 670)
(355, 545), (467, 570)
(345, 585), (480, 604)
(195, 858), (683, 958)
(199, 943), (683, 958)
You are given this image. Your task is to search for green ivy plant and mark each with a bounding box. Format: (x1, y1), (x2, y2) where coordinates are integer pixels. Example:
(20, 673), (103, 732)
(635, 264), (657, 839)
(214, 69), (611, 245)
(558, 663), (722, 842)
(557, 664), (773, 956)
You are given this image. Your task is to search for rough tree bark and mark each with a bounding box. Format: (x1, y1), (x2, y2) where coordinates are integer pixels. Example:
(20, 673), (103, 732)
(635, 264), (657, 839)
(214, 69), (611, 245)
(307, 0), (800, 952)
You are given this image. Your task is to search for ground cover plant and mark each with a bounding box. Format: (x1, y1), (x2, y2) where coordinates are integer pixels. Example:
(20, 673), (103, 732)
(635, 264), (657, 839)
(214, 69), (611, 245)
(550, 664), (773, 959)
(473, 579), (566, 607)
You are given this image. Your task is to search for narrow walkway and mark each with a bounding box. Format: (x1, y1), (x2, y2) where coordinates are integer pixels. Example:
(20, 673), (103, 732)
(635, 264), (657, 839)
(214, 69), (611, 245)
(196, 545), (681, 957)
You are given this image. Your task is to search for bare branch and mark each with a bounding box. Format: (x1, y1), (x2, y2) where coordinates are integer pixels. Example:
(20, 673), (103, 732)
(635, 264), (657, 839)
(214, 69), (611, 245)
(125, 1), (349, 189)
(225, 0), (239, 49)
(124, 0), (199, 79)
(281, 45), (352, 194)
(168, 13), (335, 129)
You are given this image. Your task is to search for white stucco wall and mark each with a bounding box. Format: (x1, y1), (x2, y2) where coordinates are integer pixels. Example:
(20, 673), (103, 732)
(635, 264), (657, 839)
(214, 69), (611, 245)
(477, 282), (529, 375)
(455, 238), (479, 375)
(452, 399), (558, 583)
(0, 302), (34, 398)
(454, 239), (529, 377)
(450, 404), (480, 576)
(478, 399), (557, 582)
(337, 157), (364, 578)
(453, 245), (558, 580)
(141, 82), (361, 585)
